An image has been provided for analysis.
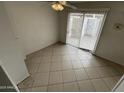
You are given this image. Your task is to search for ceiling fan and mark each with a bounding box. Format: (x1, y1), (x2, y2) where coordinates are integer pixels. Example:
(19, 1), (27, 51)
(48, 1), (78, 11)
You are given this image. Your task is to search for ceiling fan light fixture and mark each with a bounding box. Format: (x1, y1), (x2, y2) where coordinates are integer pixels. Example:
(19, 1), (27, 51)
(57, 3), (64, 11)
(51, 3), (64, 11)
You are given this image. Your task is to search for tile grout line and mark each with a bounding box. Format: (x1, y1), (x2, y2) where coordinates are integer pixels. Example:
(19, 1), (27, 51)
(101, 78), (111, 91)
(71, 58), (81, 91)
(62, 64), (65, 92)
(18, 43), (124, 92)
(20, 74), (121, 90)
(47, 47), (54, 92)
(19, 64), (121, 91)
(81, 62), (97, 92)
(19, 63), (121, 90)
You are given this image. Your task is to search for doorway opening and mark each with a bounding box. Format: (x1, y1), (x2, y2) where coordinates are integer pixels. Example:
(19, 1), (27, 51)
(66, 12), (106, 52)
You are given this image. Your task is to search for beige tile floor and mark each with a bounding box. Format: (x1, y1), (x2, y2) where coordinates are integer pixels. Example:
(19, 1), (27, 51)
(18, 42), (124, 92)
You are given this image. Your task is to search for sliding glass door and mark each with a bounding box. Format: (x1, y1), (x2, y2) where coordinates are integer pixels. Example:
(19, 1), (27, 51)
(66, 12), (105, 52)
(66, 13), (84, 47)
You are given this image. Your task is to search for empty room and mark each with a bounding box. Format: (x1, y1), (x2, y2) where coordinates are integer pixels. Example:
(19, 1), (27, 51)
(0, 1), (124, 92)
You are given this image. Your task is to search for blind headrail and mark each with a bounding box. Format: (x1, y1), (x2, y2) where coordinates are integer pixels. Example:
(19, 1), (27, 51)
(69, 8), (110, 13)
(79, 8), (110, 12)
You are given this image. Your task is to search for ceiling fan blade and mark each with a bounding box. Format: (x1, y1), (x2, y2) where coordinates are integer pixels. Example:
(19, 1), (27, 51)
(60, 1), (78, 10)
(59, 1), (66, 5)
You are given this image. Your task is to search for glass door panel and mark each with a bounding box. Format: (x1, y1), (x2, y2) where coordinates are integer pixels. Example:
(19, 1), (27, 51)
(79, 13), (105, 51)
(66, 13), (84, 47)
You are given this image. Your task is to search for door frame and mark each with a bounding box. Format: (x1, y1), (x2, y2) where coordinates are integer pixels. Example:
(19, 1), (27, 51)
(66, 12), (108, 54)
(91, 12), (108, 54)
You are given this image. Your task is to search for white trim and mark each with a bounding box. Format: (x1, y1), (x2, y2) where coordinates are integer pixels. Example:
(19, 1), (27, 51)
(112, 75), (124, 92)
(78, 13), (85, 47)
(92, 12), (108, 54)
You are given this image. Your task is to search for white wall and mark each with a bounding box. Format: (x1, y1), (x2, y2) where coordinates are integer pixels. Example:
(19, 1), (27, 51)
(59, 10), (68, 42)
(4, 1), (59, 55)
(0, 2), (29, 84)
(59, 2), (124, 66)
